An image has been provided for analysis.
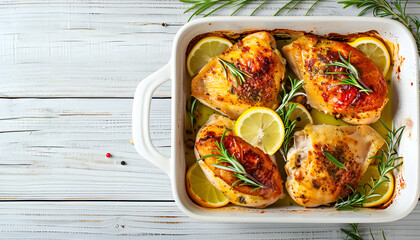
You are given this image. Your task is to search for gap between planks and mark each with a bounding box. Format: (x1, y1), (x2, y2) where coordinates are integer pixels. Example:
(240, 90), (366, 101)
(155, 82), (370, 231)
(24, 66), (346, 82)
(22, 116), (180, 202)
(2, 0), (419, 98)
(0, 201), (418, 239)
(0, 98), (173, 200)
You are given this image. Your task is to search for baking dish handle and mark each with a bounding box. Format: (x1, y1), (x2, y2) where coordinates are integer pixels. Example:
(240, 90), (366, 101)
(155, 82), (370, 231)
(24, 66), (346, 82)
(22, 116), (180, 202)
(132, 61), (171, 175)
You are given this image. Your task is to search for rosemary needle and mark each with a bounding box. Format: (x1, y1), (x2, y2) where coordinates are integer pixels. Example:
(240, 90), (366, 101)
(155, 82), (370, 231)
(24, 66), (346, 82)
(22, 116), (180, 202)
(180, 0), (321, 21)
(341, 223), (387, 240)
(325, 52), (373, 95)
(275, 77), (306, 157)
(323, 151), (347, 170)
(339, 0), (420, 55)
(189, 97), (198, 127)
(197, 129), (265, 191)
(335, 121), (405, 210)
(218, 58), (252, 87)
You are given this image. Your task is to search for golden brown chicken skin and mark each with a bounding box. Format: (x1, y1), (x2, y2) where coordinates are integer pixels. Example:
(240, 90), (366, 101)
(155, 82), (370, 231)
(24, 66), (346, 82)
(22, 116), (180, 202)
(191, 32), (286, 119)
(282, 36), (388, 124)
(285, 125), (385, 207)
(194, 114), (284, 208)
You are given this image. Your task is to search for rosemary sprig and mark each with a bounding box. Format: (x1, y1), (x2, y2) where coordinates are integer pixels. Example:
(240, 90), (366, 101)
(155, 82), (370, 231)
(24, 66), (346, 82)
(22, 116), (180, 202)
(274, 0), (321, 16)
(279, 102), (298, 157)
(190, 97), (198, 127)
(339, 0), (420, 54)
(323, 151), (347, 170)
(325, 52), (373, 95)
(198, 129), (265, 191)
(275, 77), (306, 157)
(218, 58), (252, 87)
(180, 0), (321, 21)
(181, 0), (420, 55)
(231, 173), (263, 191)
(335, 121), (405, 210)
(335, 184), (381, 211)
(342, 223), (363, 240)
(342, 223), (387, 240)
(276, 77), (306, 112)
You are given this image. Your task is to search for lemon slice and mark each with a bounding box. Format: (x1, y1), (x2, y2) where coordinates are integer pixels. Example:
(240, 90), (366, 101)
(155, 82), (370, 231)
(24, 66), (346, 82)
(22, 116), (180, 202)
(358, 165), (395, 208)
(187, 36), (233, 76)
(235, 107), (285, 155)
(288, 103), (313, 129)
(186, 162), (229, 208)
(349, 37), (391, 76)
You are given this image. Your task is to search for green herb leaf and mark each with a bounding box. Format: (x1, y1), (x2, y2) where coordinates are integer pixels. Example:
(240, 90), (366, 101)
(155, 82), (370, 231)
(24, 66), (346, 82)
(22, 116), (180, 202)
(218, 58), (252, 87)
(180, 0), (321, 22)
(276, 77), (306, 113)
(197, 129), (265, 191)
(190, 97), (198, 127)
(342, 223), (388, 240)
(323, 151), (347, 170)
(335, 121), (405, 210)
(325, 52), (373, 95)
(275, 77), (306, 157)
(180, 0), (420, 56)
(338, 0), (420, 55)
(341, 223), (363, 240)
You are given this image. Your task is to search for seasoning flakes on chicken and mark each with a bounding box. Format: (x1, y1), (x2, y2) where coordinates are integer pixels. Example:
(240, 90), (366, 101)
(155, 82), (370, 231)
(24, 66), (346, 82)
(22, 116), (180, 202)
(194, 114), (284, 208)
(285, 125), (385, 207)
(282, 36), (388, 125)
(191, 32), (286, 119)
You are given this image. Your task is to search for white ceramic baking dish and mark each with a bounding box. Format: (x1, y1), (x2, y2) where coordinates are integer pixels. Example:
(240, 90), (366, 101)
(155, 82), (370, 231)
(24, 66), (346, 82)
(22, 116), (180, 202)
(132, 16), (419, 223)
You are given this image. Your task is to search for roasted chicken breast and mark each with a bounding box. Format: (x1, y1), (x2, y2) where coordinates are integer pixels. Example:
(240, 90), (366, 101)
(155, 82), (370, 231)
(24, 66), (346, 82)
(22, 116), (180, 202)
(285, 125), (385, 207)
(194, 114), (284, 208)
(282, 36), (388, 125)
(191, 32), (286, 119)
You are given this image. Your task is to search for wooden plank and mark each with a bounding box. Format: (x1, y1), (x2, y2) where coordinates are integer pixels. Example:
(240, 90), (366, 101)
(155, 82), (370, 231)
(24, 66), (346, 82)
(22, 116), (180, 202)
(0, 31), (173, 98)
(0, 201), (418, 239)
(1, 0), (420, 237)
(0, 98), (173, 200)
(1, 0), (419, 98)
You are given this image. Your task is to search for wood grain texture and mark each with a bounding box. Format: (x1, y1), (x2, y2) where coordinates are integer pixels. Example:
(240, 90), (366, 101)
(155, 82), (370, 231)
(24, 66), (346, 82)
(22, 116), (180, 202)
(1, 0), (419, 98)
(1, 0), (420, 238)
(0, 201), (419, 239)
(0, 98), (172, 200)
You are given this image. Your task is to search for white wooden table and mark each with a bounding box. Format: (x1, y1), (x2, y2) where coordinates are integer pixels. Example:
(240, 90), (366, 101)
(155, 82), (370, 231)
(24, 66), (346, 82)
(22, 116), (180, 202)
(1, 0), (419, 239)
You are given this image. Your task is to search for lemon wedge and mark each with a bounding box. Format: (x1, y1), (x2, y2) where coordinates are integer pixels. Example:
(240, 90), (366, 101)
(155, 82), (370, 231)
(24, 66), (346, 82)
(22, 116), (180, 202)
(349, 37), (391, 76)
(359, 165), (395, 208)
(288, 103), (313, 129)
(187, 36), (233, 77)
(235, 107), (285, 155)
(186, 162), (229, 208)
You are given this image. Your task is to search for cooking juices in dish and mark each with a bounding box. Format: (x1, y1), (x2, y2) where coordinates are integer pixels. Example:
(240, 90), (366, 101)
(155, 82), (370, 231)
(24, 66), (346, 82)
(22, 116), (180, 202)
(184, 29), (395, 209)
